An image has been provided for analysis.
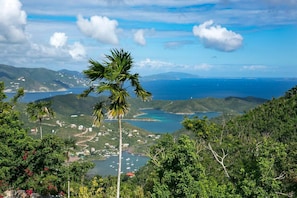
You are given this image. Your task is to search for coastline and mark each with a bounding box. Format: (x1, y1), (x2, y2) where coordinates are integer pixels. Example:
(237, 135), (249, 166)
(4, 88), (68, 93)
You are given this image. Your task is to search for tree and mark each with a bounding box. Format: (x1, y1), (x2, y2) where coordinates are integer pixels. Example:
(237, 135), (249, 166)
(26, 100), (54, 139)
(147, 134), (235, 197)
(80, 48), (151, 198)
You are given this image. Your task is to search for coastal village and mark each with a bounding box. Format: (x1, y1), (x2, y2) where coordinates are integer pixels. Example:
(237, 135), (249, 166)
(30, 112), (160, 165)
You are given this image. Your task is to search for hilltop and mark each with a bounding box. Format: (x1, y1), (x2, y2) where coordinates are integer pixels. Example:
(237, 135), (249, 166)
(37, 94), (267, 118)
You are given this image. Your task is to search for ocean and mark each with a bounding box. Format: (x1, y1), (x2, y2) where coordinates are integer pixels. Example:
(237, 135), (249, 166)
(8, 78), (297, 103)
(140, 78), (297, 100)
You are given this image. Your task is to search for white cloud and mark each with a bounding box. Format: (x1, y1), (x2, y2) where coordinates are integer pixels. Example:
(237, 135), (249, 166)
(137, 58), (174, 69)
(0, 0), (27, 43)
(76, 14), (119, 45)
(193, 20), (243, 52)
(68, 42), (86, 60)
(49, 32), (68, 48)
(134, 29), (146, 46)
(242, 65), (267, 70)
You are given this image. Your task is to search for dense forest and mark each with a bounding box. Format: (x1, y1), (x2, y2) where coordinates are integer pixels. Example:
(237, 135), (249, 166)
(0, 81), (297, 197)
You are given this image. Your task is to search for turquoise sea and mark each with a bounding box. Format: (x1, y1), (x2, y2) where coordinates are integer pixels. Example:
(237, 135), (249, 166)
(126, 109), (220, 133)
(88, 152), (149, 177)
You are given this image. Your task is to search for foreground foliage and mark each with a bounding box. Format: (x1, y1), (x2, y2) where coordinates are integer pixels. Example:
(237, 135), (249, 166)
(0, 82), (94, 196)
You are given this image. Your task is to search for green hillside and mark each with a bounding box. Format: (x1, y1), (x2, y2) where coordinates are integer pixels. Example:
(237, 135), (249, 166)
(226, 86), (297, 142)
(0, 64), (87, 92)
(36, 93), (266, 118)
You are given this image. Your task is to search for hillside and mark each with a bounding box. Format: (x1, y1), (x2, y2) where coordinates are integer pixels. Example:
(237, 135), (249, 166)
(36, 94), (267, 118)
(0, 64), (87, 92)
(226, 85), (297, 142)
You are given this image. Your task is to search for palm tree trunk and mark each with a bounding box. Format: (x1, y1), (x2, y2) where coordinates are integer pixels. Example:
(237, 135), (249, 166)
(116, 117), (122, 198)
(39, 120), (43, 139)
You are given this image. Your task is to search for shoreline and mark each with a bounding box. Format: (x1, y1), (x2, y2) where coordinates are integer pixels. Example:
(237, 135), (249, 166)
(4, 88), (68, 93)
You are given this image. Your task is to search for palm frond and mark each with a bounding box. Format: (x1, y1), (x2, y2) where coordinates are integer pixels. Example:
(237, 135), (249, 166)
(107, 102), (129, 119)
(92, 102), (105, 126)
(83, 59), (106, 81)
(78, 86), (95, 98)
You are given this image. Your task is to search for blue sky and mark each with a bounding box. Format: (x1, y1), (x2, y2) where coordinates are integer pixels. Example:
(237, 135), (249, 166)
(0, 0), (296, 77)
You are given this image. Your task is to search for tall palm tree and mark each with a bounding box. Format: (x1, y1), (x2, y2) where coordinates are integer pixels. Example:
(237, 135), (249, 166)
(81, 48), (151, 198)
(26, 101), (54, 139)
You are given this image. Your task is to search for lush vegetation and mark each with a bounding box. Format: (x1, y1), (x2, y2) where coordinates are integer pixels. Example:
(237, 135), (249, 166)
(0, 82), (93, 196)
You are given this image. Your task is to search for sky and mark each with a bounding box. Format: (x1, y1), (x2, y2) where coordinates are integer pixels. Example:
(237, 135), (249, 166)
(0, 0), (296, 77)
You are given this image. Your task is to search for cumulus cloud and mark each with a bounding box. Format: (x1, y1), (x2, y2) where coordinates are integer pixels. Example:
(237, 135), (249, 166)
(68, 42), (86, 60)
(193, 20), (243, 52)
(49, 32), (68, 48)
(134, 29), (146, 46)
(0, 0), (27, 43)
(77, 14), (119, 45)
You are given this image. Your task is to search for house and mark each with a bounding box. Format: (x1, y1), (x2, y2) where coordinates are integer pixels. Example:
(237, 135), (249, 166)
(122, 143), (129, 148)
(126, 172), (135, 177)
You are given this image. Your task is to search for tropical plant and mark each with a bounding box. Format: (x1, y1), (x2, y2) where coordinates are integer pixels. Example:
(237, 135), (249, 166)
(147, 134), (236, 197)
(26, 100), (54, 139)
(0, 82), (31, 191)
(80, 48), (151, 198)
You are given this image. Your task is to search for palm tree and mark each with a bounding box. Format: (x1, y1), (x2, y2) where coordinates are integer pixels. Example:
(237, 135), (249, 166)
(26, 101), (54, 139)
(81, 48), (151, 198)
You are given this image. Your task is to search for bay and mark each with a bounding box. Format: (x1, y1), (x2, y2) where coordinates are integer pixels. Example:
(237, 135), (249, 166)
(87, 151), (149, 177)
(125, 109), (220, 133)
